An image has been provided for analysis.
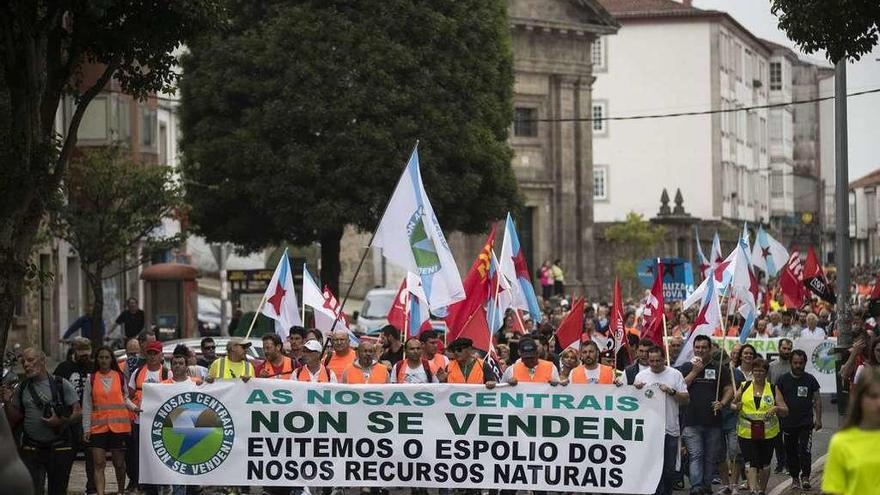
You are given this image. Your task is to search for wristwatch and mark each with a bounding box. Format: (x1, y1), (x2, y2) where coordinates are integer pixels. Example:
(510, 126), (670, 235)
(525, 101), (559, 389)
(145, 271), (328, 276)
(667, 388), (676, 396)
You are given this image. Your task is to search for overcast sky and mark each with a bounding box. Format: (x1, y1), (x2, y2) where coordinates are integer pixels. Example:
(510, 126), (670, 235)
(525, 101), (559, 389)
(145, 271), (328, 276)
(693, 0), (880, 181)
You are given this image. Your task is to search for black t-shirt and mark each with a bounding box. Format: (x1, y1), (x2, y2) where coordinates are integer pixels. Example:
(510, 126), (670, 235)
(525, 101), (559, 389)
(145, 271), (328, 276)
(777, 372), (820, 428)
(380, 345), (404, 366)
(677, 361), (732, 427)
(116, 309), (145, 338)
(53, 360), (93, 404)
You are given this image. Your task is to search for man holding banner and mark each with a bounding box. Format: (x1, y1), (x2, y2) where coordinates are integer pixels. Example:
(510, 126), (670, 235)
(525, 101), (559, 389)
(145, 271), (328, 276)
(441, 338), (497, 387)
(634, 347), (689, 495)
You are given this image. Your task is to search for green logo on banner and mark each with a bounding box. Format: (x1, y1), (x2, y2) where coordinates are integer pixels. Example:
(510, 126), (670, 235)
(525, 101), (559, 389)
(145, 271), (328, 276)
(811, 341), (837, 375)
(151, 393), (234, 475)
(407, 207), (441, 275)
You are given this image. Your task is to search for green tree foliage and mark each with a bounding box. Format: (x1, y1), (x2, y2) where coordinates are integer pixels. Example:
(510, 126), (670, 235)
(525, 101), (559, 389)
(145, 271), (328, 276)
(0, 0), (224, 356)
(179, 0), (521, 293)
(771, 0), (880, 62)
(604, 212), (666, 296)
(51, 148), (184, 346)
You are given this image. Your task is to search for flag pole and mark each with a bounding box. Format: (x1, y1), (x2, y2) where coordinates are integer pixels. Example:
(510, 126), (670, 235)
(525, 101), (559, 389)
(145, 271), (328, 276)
(243, 292), (269, 339)
(301, 263), (307, 325)
(488, 251), (503, 338)
(326, 141), (420, 340)
(403, 279), (410, 343)
(716, 287), (732, 406)
(657, 258), (671, 366)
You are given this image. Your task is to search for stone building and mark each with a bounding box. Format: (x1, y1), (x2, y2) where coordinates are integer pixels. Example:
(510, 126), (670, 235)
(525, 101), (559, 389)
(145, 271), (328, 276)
(339, 0), (619, 298)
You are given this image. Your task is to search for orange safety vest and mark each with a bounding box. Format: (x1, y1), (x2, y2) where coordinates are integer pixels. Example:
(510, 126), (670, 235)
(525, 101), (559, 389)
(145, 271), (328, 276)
(261, 356), (294, 379)
(341, 363), (389, 384)
(161, 375), (203, 385)
(512, 360), (555, 383)
(424, 353), (447, 375)
(569, 364), (614, 384)
(90, 370), (131, 435)
(446, 359), (485, 384)
(295, 365), (332, 382)
(132, 365), (168, 407)
(325, 351), (356, 380)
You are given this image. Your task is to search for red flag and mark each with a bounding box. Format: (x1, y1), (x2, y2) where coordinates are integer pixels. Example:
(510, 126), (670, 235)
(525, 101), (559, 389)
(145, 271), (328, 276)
(871, 273), (880, 301)
(803, 247), (836, 304)
(387, 278), (408, 332)
(610, 278), (627, 354)
(457, 305), (491, 352)
(641, 261), (665, 347)
(761, 286), (772, 317)
(780, 249), (807, 308)
(555, 297), (585, 350)
(445, 226), (497, 340)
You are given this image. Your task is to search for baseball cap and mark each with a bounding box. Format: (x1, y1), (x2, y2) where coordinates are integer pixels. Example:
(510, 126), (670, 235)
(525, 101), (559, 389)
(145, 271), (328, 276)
(518, 338), (538, 357)
(145, 341), (163, 354)
(228, 337), (253, 348)
(303, 340), (323, 353)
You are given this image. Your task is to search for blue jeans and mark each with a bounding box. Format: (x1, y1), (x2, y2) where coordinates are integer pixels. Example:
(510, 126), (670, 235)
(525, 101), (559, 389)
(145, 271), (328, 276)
(682, 426), (723, 493)
(655, 434), (680, 495)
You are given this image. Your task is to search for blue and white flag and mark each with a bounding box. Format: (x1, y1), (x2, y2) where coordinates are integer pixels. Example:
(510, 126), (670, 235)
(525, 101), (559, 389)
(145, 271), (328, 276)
(372, 147), (465, 310)
(260, 249), (302, 339)
(499, 213), (543, 322)
(751, 226), (789, 277)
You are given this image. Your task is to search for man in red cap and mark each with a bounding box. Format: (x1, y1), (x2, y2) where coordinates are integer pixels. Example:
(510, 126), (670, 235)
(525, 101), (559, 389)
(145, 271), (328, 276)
(128, 340), (168, 493)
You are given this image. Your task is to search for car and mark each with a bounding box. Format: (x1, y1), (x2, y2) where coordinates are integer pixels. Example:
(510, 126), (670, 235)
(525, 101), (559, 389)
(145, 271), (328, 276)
(355, 288), (397, 336)
(114, 336), (265, 363)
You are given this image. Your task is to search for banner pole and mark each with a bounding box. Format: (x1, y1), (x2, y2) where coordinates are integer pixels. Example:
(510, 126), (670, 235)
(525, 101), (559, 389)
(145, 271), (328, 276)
(301, 263), (307, 326)
(488, 252), (503, 337)
(661, 312), (671, 366)
(244, 293), (268, 339)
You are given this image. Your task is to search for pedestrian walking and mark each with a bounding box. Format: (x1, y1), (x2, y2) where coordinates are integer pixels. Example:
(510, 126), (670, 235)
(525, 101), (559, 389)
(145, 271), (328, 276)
(439, 338), (498, 386)
(730, 357), (789, 495)
(539, 260), (553, 301)
(822, 369), (880, 495)
(419, 330), (449, 375)
(501, 337), (560, 385)
(325, 331), (357, 381)
(207, 337), (255, 381)
(634, 347), (689, 495)
(3, 348), (81, 495)
(83, 346), (139, 495)
(569, 341), (615, 384)
(196, 337), (217, 368)
(777, 350), (821, 490)
(287, 326), (307, 367)
(52, 337), (95, 495)
(769, 338), (793, 473)
(128, 341), (168, 494)
(624, 339), (653, 385)
(676, 335), (733, 495)
(259, 333), (294, 379)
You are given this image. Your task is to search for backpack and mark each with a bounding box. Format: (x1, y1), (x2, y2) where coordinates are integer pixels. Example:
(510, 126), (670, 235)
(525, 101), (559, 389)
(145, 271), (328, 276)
(18, 376), (73, 444)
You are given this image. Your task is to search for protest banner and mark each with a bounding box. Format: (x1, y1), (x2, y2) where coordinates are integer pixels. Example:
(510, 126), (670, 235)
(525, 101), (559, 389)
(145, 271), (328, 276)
(140, 381), (665, 493)
(637, 257), (694, 301)
(704, 337), (837, 391)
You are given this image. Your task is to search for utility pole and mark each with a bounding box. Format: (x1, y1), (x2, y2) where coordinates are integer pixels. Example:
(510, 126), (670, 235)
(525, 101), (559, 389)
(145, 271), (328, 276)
(833, 60), (852, 414)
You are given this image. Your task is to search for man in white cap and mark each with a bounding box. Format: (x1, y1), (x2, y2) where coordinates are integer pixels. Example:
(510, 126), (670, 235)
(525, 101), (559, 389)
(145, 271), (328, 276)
(295, 340), (338, 382)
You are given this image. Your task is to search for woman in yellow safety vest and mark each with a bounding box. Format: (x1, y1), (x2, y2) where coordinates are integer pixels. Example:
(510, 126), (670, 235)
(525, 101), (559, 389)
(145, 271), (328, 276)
(730, 356), (788, 495)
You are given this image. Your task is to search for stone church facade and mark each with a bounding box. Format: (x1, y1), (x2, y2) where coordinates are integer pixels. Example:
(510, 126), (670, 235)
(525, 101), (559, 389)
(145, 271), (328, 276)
(339, 0), (619, 298)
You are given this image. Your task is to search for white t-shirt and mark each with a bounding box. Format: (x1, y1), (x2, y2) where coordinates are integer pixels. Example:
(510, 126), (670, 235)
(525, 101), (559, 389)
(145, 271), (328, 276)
(634, 366), (688, 436)
(801, 327), (826, 339)
(584, 367), (601, 383)
(392, 362), (439, 384)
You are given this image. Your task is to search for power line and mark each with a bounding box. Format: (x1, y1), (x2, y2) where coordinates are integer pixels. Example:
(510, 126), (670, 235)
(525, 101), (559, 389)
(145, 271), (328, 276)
(529, 87), (880, 123)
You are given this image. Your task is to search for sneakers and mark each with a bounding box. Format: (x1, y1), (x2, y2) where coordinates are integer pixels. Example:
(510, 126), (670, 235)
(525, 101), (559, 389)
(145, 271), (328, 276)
(800, 476), (812, 490)
(712, 476), (723, 485)
(791, 477), (801, 490)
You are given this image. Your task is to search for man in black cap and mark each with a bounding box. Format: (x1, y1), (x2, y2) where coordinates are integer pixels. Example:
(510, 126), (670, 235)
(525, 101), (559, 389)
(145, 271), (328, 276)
(501, 337), (560, 385)
(440, 338), (497, 387)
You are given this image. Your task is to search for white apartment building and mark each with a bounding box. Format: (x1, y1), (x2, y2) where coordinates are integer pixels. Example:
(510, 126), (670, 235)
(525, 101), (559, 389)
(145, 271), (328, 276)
(593, 0), (770, 223)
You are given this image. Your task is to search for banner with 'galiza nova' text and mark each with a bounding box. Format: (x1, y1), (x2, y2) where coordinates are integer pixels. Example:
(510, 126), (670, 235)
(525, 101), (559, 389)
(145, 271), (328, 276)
(140, 381), (665, 494)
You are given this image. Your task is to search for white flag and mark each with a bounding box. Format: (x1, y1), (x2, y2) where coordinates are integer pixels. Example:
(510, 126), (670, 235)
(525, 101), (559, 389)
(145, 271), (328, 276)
(372, 147), (465, 310)
(751, 226), (789, 277)
(259, 249), (301, 339)
(675, 274), (721, 367)
(302, 265), (358, 345)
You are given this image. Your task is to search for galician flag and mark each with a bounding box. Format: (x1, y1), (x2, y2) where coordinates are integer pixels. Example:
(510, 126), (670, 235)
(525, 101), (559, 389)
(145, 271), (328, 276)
(751, 226), (789, 277)
(259, 249), (302, 339)
(695, 226), (711, 281)
(499, 213), (542, 322)
(387, 273), (432, 338)
(675, 273), (721, 367)
(372, 147), (465, 310)
(302, 265), (358, 345)
(710, 232), (723, 265)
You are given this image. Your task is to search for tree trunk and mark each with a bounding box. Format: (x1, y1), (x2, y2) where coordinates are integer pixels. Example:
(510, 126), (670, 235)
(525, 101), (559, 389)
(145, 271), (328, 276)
(86, 266), (105, 350)
(319, 229), (343, 297)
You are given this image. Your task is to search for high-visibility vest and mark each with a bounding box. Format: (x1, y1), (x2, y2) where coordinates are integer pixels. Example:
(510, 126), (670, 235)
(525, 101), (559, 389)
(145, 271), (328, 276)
(424, 353), (448, 375)
(161, 375), (202, 385)
(737, 380), (780, 439)
(325, 351), (356, 380)
(261, 356), (294, 379)
(132, 365), (168, 408)
(569, 364), (614, 384)
(215, 357), (254, 379)
(512, 360), (555, 383)
(341, 363), (389, 384)
(90, 370), (131, 435)
(295, 365), (332, 382)
(446, 359), (485, 384)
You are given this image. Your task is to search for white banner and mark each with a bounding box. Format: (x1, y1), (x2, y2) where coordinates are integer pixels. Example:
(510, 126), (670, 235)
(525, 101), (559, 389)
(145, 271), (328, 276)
(709, 337), (838, 391)
(140, 381), (665, 493)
